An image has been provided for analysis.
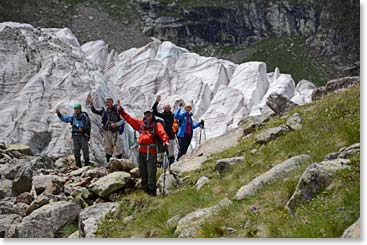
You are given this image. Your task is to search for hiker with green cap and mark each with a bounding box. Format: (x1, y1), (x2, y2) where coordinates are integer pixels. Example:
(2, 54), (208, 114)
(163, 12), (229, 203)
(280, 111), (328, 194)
(56, 103), (91, 167)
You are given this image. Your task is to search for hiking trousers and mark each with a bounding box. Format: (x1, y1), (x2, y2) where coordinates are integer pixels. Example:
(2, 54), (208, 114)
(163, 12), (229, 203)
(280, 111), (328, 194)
(72, 135), (90, 167)
(138, 152), (157, 193)
(104, 129), (123, 156)
(177, 133), (192, 161)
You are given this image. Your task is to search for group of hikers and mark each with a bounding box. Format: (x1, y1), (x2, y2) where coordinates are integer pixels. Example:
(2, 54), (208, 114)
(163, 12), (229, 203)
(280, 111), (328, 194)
(56, 95), (204, 196)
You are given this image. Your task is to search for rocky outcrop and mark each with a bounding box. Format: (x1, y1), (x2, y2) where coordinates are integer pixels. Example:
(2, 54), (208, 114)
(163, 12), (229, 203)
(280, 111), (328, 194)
(0, 214), (22, 238)
(215, 157), (245, 173)
(341, 218), (360, 238)
(286, 158), (351, 212)
(235, 154), (310, 200)
(324, 143), (360, 161)
(255, 126), (290, 144)
(32, 175), (66, 195)
(7, 201), (81, 238)
(312, 77), (360, 100)
(170, 156), (208, 175)
(175, 198), (232, 238)
(266, 93), (298, 115)
(78, 202), (117, 238)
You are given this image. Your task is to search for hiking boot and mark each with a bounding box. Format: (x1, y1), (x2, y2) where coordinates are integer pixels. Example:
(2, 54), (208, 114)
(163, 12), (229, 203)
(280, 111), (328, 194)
(106, 153), (112, 163)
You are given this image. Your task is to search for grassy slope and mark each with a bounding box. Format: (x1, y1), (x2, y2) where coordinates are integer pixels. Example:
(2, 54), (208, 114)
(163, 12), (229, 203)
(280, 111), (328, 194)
(96, 85), (359, 238)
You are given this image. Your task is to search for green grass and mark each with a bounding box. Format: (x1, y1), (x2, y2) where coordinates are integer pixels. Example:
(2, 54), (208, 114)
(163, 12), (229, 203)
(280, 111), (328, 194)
(242, 36), (327, 85)
(57, 220), (79, 238)
(96, 85), (360, 238)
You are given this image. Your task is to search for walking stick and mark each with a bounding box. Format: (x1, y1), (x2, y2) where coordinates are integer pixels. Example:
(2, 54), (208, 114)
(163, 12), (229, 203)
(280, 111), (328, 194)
(199, 127), (202, 145)
(162, 149), (169, 196)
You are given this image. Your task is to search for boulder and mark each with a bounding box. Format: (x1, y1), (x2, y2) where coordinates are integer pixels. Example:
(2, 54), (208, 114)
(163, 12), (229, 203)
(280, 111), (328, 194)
(194, 176), (210, 190)
(69, 166), (91, 176)
(71, 187), (91, 208)
(29, 156), (55, 171)
(325, 143), (360, 160)
(26, 193), (67, 215)
(44, 181), (64, 195)
(129, 168), (140, 178)
(235, 154), (310, 200)
(286, 158), (351, 212)
(175, 198), (232, 238)
(4, 160), (33, 195)
(79, 202), (117, 238)
(215, 157), (245, 173)
(157, 172), (179, 195)
(15, 192), (33, 205)
(286, 113), (303, 131)
(341, 218), (360, 238)
(81, 167), (108, 179)
(241, 115), (270, 135)
(68, 230), (80, 238)
(107, 158), (136, 173)
(89, 171), (131, 198)
(266, 93), (298, 115)
(32, 175), (66, 194)
(170, 156), (208, 175)
(6, 144), (33, 156)
(0, 214), (22, 238)
(13, 203), (29, 217)
(255, 125), (290, 144)
(8, 201), (81, 238)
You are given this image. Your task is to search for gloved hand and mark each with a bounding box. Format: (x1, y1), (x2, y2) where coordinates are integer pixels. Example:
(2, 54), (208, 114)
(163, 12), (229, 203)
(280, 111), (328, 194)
(200, 120), (205, 128)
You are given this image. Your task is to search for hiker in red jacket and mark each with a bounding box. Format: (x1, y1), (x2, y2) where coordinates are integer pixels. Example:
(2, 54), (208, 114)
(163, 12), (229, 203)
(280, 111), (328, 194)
(117, 100), (169, 196)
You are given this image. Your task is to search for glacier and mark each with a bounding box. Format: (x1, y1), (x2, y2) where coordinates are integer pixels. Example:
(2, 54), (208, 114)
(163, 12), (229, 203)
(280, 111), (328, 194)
(0, 22), (315, 164)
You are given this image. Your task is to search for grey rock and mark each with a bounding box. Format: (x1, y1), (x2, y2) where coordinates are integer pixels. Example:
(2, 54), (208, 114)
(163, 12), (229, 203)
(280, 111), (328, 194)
(69, 166), (91, 176)
(13, 203), (29, 217)
(286, 113), (303, 131)
(157, 172), (179, 195)
(129, 167), (140, 178)
(0, 214), (22, 238)
(166, 214), (181, 227)
(79, 202), (117, 238)
(122, 215), (135, 225)
(215, 157), (245, 173)
(235, 154), (310, 200)
(255, 125), (290, 144)
(175, 198), (232, 238)
(312, 77), (360, 100)
(0, 179), (14, 199)
(15, 192), (33, 205)
(68, 230), (80, 238)
(107, 158), (136, 173)
(170, 156), (208, 175)
(0, 199), (14, 215)
(5, 144), (33, 156)
(89, 171), (131, 198)
(194, 176), (209, 190)
(8, 201), (81, 238)
(286, 158), (351, 212)
(32, 175), (66, 194)
(81, 167), (108, 179)
(325, 143), (360, 160)
(341, 218), (360, 238)
(266, 93), (298, 115)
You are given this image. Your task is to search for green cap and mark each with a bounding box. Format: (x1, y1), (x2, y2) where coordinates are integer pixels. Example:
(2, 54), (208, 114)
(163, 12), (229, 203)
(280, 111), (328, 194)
(73, 104), (82, 109)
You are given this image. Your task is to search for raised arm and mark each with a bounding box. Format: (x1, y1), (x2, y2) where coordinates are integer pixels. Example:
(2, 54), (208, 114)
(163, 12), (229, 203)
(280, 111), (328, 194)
(118, 108), (142, 131)
(152, 102), (164, 118)
(91, 105), (104, 116)
(56, 110), (73, 123)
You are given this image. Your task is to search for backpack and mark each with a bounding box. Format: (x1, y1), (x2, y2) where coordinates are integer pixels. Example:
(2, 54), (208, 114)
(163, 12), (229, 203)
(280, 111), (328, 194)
(72, 112), (91, 141)
(172, 118), (179, 134)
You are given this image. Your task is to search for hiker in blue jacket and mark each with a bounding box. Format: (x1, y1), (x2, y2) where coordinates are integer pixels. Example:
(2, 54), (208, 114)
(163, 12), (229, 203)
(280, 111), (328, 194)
(174, 103), (204, 161)
(56, 104), (90, 167)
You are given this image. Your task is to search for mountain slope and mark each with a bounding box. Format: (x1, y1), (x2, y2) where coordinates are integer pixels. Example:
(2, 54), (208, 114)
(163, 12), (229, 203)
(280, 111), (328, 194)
(95, 84), (360, 238)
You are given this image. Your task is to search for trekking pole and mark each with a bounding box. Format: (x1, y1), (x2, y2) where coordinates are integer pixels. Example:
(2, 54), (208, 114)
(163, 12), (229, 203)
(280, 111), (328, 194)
(199, 127), (202, 145)
(203, 127), (207, 141)
(162, 150), (169, 197)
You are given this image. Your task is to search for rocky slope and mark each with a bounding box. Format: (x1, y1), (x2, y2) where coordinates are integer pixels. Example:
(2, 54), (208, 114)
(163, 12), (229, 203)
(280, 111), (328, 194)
(0, 0), (360, 82)
(0, 22), (315, 164)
